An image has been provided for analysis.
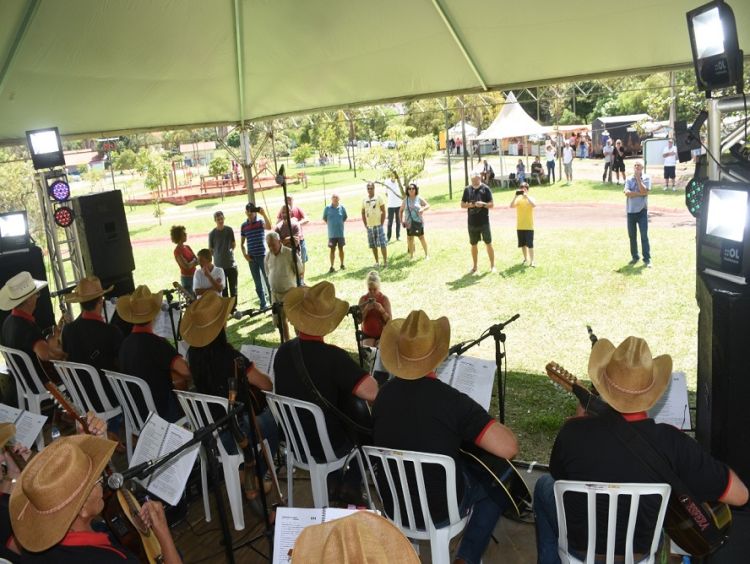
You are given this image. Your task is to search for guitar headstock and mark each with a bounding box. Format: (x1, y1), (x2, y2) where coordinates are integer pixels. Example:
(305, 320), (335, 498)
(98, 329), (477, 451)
(545, 361), (578, 392)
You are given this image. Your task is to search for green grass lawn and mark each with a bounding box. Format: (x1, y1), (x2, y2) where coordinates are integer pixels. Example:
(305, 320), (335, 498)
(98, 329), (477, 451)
(131, 212), (697, 462)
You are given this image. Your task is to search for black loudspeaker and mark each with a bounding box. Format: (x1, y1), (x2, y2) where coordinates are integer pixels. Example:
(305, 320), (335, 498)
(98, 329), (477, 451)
(0, 246), (55, 332)
(674, 120), (696, 164)
(696, 273), (750, 484)
(72, 190), (135, 297)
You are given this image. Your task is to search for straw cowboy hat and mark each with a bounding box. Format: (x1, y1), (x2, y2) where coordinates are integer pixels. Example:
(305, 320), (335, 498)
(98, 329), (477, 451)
(284, 281), (349, 337)
(64, 276), (113, 304)
(0, 271), (47, 311)
(116, 285), (163, 324)
(291, 511), (420, 564)
(588, 336), (673, 413)
(379, 310), (450, 380)
(0, 423), (16, 449)
(180, 292), (235, 348)
(10, 435), (117, 552)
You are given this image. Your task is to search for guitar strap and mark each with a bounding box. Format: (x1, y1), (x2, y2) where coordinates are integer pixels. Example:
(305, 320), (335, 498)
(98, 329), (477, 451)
(601, 409), (724, 545)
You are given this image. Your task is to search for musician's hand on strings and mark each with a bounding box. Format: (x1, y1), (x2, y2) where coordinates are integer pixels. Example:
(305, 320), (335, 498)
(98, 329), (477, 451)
(10, 443), (32, 462)
(80, 411), (107, 437)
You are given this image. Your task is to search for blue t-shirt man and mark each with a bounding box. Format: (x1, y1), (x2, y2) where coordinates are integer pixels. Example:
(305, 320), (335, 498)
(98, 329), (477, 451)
(240, 204), (272, 307)
(323, 202), (348, 238)
(623, 161), (652, 266)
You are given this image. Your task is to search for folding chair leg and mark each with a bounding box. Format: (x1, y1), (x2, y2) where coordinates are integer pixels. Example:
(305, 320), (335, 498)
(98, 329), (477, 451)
(124, 419), (133, 463)
(430, 527), (453, 564)
(309, 467), (329, 508)
(199, 448), (211, 523)
(223, 463), (245, 531)
(32, 398), (45, 452)
(286, 450), (294, 508)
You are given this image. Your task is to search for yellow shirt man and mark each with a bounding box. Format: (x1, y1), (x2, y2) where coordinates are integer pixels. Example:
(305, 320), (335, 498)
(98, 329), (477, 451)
(510, 185), (537, 267)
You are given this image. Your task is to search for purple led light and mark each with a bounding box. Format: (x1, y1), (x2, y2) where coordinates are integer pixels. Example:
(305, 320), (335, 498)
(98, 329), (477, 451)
(49, 180), (70, 202)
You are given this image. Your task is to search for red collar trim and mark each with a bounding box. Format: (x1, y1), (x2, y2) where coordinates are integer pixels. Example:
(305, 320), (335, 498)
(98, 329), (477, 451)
(81, 311), (105, 322)
(131, 325), (153, 334)
(10, 308), (34, 323)
(299, 332), (324, 342)
(59, 530), (127, 558)
(622, 411), (649, 422)
(425, 371), (437, 379)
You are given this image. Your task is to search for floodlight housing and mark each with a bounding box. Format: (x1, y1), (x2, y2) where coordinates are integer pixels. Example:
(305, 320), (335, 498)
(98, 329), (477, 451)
(686, 1), (744, 97)
(25, 127), (66, 170)
(0, 210), (30, 253)
(698, 181), (750, 285)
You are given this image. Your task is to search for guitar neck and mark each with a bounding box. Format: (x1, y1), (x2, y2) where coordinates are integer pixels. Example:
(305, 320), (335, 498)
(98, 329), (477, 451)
(45, 382), (90, 434)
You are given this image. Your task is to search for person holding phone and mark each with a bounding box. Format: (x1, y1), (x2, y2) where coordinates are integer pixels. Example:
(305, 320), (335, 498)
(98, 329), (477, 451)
(624, 160), (651, 267)
(358, 270), (392, 347)
(510, 182), (537, 267)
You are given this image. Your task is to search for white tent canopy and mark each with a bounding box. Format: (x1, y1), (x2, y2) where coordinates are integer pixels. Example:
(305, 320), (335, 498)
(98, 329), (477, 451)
(1, 0), (749, 143)
(478, 92), (545, 140)
(447, 121), (478, 139)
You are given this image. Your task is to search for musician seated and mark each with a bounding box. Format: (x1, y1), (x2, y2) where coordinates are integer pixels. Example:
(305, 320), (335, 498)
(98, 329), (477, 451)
(274, 282), (378, 504)
(193, 248), (226, 298)
(534, 337), (749, 564)
(9, 435), (181, 563)
(181, 292), (278, 501)
(62, 276), (123, 414)
(372, 310), (518, 564)
(116, 286), (192, 424)
(0, 271), (66, 385)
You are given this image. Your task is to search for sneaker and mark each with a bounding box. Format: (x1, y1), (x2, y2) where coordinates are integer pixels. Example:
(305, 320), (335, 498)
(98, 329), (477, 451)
(628, 258), (639, 265)
(644, 261), (652, 268)
(529, 262), (536, 268)
(328, 267), (335, 273)
(490, 267), (497, 274)
(424, 255), (430, 261)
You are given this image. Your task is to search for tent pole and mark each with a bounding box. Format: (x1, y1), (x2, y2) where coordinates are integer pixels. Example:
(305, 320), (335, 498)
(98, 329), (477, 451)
(445, 106), (453, 199)
(461, 109), (469, 186)
(241, 128), (256, 203)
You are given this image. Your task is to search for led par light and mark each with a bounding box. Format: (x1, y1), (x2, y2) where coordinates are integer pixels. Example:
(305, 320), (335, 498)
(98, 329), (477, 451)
(53, 206), (75, 228)
(48, 180), (71, 202)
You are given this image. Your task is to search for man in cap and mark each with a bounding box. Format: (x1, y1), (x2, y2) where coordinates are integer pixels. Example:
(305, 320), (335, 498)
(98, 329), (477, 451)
(9, 435), (182, 562)
(0, 271), (66, 385)
(461, 172), (495, 274)
(117, 286), (191, 423)
(534, 337), (749, 564)
(62, 276), (123, 412)
(373, 310), (518, 564)
(274, 282), (378, 501)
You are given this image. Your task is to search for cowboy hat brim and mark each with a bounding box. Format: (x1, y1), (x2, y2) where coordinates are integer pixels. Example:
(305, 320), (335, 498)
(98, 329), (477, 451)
(284, 286), (349, 337)
(10, 435), (116, 553)
(0, 423), (15, 450)
(588, 338), (673, 413)
(379, 316), (450, 380)
(0, 280), (47, 311)
(116, 290), (163, 324)
(180, 295), (235, 347)
(64, 284), (114, 304)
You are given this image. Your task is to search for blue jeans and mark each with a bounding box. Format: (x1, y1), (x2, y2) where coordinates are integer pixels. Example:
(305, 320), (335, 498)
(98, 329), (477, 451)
(180, 275), (194, 294)
(248, 255), (269, 308)
(547, 160), (556, 183)
(534, 474), (562, 564)
(387, 207), (401, 240)
(627, 209), (650, 263)
(454, 464), (509, 564)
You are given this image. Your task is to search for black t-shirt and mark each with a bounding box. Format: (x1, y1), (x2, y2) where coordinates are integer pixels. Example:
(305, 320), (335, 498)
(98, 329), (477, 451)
(274, 338), (368, 460)
(372, 377), (493, 524)
(0, 312), (48, 389)
(187, 343), (256, 421)
(613, 147), (625, 165)
(461, 184), (493, 227)
(550, 414), (730, 555)
(118, 331), (181, 423)
(62, 316), (123, 410)
(17, 531), (139, 563)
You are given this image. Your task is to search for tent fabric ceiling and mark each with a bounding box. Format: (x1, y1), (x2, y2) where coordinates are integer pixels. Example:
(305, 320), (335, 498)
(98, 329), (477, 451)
(1, 0), (749, 143)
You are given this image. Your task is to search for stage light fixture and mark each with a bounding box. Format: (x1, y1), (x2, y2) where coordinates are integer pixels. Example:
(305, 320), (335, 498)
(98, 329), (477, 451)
(687, 1), (744, 97)
(48, 180), (71, 202)
(0, 210), (30, 253)
(53, 206), (75, 228)
(25, 127), (66, 170)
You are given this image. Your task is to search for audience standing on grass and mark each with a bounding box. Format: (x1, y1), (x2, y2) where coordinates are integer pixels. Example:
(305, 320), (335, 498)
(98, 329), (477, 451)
(323, 193), (347, 272)
(278, 195), (310, 265)
(562, 144), (574, 183)
(400, 182), (430, 260)
(612, 139), (626, 184)
(662, 138), (677, 190)
(461, 171), (495, 275)
(545, 143), (556, 183)
(624, 160), (652, 268)
(171, 225), (198, 294)
(240, 203), (272, 309)
(265, 231), (302, 341)
(208, 210), (238, 304)
(361, 182), (388, 268)
(384, 173), (402, 243)
(510, 181), (537, 268)
(602, 138), (614, 183)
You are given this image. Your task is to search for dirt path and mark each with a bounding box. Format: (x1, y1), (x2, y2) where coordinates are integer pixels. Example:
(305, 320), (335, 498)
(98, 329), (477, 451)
(131, 201), (694, 249)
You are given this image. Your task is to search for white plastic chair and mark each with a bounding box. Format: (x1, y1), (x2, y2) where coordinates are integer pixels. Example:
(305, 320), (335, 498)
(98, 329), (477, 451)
(104, 370), (159, 462)
(264, 391), (364, 508)
(173, 390), (245, 531)
(361, 445), (469, 564)
(50, 360), (123, 430)
(553, 480), (671, 564)
(0, 345), (56, 451)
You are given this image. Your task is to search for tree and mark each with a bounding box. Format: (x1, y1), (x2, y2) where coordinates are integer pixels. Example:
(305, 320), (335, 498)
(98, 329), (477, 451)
(361, 122), (434, 195)
(112, 148), (139, 172)
(0, 150), (40, 238)
(208, 154), (230, 178)
(292, 143), (314, 165)
(135, 150), (170, 224)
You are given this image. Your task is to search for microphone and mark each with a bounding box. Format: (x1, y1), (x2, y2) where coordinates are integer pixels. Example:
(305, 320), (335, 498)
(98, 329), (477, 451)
(107, 459), (154, 490)
(232, 306), (272, 320)
(448, 341), (469, 356)
(492, 313), (520, 331)
(586, 325), (598, 346)
(161, 301), (181, 312)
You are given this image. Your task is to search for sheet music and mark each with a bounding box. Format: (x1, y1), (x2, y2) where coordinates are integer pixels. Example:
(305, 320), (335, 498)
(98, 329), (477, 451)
(648, 372), (691, 430)
(240, 345), (277, 380)
(129, 412), (199, 506)
(0, 403), (47, 449)
(272, 507), (373, 564)
(152, 307), (181, 341)
(436, 355), (495, 411)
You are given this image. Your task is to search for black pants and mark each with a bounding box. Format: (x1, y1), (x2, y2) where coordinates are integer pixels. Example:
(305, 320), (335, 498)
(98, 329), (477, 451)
(603, 162), (612, 183)
(387, 207), (401, 240)
(222, 266), (238, 306)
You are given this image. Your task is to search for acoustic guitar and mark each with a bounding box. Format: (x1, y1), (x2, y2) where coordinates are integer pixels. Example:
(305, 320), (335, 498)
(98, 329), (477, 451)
(545, 361), (732, 557)
(459, 443), (532, 519)
(44, 382), (164, 563)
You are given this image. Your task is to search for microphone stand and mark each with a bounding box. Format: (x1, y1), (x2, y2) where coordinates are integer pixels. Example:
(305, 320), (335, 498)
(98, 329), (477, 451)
(275, 165), (302, 288)
(449, 314), (519, 424)
(347, 305), (366, 368)
(272, 301), (286, 344)
(164, 291), (180, 348)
